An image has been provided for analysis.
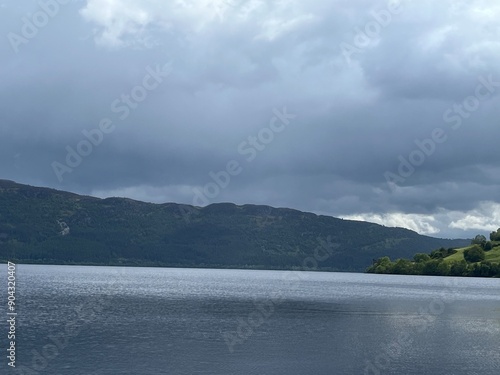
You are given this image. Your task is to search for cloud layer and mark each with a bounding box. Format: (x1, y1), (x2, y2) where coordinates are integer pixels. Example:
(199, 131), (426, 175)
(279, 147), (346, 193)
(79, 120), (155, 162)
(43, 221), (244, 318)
(1, 0), (500, 238)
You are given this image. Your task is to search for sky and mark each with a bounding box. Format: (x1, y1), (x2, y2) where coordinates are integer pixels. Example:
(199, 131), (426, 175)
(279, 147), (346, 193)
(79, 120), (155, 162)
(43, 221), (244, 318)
(1, 0), (500, 239)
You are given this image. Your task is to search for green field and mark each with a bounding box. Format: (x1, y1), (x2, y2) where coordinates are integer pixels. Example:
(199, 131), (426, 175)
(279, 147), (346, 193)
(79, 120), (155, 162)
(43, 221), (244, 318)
(444, 243), (500, 263)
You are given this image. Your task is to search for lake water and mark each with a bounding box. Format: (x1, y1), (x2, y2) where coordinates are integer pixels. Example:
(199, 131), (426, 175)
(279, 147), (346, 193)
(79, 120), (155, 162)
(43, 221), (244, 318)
(1, 265), (499, 374)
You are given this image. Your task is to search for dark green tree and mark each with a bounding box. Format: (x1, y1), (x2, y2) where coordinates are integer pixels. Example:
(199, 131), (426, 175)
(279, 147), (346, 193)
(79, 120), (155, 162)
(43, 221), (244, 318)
(450, 260), (468, 276)
(463, 245), (486, 263)
(437, 261), (451, 276)
(393, 259), (413, 274)
(490, 228), (500, 241)
(430, 247), (446, 259)
(413, 253), (430, 263)
(422, 259), (441, 275)
(367, 256), (394, 274)
(471, 235), (487, 246)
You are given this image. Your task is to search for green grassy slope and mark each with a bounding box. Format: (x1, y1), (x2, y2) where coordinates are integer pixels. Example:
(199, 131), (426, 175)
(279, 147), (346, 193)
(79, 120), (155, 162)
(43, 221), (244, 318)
(368, 240), (500, 277)
(444, 244), (500, 263)
(443, 246), (468, 262)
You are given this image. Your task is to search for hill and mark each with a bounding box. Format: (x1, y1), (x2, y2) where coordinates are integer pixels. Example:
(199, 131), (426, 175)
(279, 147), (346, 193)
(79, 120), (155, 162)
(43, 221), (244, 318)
(0, 179), (470, 272)
(367, 238), (500, 277)
(443, 245), (500, 264)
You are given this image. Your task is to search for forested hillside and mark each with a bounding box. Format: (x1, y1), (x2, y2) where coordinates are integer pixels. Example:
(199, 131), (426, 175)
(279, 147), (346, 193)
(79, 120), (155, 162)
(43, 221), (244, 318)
(0, 180), (470, 272)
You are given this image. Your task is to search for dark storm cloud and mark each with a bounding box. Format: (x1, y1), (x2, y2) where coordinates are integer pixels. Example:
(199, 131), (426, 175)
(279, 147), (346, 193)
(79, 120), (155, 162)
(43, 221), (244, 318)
(1, 0), (500, 238)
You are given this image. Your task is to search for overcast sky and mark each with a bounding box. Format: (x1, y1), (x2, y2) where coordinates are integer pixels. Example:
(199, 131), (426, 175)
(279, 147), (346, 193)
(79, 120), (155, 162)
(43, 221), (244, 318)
(1, 0), (500, 239)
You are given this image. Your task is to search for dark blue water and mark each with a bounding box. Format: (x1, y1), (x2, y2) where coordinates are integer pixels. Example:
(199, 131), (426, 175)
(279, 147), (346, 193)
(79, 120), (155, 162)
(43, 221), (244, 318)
(1, 265), (499, 374)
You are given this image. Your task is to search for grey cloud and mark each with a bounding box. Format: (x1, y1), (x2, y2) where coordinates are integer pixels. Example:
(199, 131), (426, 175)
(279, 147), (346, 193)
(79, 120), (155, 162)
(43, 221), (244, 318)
(1, 0), (499, 238)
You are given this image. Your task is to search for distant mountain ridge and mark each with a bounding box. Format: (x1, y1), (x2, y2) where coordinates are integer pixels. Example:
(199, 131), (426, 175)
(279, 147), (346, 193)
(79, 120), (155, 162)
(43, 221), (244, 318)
(0, 179), (470, 271)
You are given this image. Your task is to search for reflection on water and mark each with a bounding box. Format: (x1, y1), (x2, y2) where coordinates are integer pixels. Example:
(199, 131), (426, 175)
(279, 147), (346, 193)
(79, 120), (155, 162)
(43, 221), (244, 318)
(1, 265), (499, 375)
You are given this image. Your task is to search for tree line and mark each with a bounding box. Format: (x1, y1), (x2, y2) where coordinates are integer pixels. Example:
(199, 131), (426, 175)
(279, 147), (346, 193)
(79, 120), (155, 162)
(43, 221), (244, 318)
(366, 228), (500, 277)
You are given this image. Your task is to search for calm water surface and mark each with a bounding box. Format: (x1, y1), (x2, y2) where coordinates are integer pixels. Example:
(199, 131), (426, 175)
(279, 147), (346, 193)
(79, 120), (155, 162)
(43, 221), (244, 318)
(1, 265), (499, 374)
